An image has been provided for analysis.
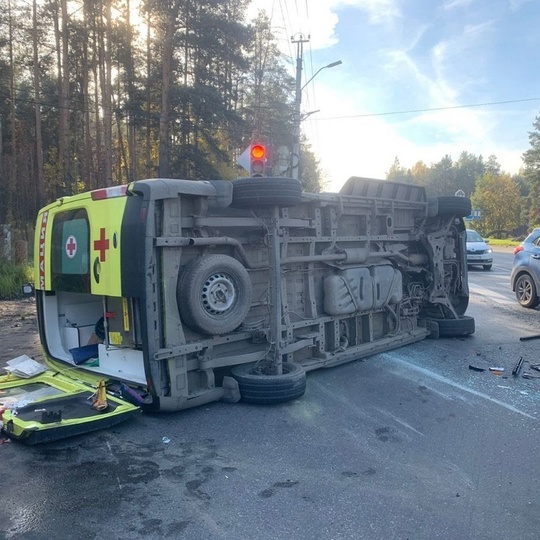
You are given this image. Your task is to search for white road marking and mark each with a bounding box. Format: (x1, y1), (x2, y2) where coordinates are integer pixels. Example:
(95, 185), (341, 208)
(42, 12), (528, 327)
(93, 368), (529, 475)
(386, 354), (536, 420)
(468, 281), (514, 305)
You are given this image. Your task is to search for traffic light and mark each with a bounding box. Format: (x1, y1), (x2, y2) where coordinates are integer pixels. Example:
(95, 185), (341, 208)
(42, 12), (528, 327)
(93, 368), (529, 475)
(250, 143), (267, 177)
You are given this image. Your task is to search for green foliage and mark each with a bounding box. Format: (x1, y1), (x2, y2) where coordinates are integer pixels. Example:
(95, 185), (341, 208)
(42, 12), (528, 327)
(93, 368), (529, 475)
(470, 172), (521, 236)
(385, 153), (488, 196)
(455, 152), (486, 196)
(0, 260), (33, 300)
(386, 157), (412, 183)
(523, 115), (540, 225)
(300, 138), (326, 193)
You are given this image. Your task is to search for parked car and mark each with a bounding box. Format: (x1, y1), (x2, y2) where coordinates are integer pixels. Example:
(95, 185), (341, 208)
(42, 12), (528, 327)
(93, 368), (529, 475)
(466, 229), (493, 270)
(511, 228), (540, 308)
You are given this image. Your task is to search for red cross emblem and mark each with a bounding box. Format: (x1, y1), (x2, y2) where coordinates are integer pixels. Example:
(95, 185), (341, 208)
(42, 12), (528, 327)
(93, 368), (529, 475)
(94, 228), (110, 262)
(65, 235), (77, 259)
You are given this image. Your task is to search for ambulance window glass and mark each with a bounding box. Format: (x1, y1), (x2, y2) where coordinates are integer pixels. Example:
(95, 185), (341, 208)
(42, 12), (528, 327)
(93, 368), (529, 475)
(51, 209), (91, 292)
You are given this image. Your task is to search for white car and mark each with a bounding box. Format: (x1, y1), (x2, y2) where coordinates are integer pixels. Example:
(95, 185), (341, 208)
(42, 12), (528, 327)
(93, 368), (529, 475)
(466, 229), (493, 270)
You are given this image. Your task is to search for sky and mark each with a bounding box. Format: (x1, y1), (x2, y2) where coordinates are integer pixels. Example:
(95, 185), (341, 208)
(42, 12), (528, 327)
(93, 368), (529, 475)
(247, 0), (540, 192)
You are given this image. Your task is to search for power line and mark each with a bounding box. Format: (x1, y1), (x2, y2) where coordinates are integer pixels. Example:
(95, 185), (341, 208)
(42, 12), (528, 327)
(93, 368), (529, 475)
(314, 97), (540, 121)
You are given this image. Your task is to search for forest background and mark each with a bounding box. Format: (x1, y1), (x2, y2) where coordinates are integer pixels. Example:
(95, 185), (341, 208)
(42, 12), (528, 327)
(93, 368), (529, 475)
(2, 0), (540, 246)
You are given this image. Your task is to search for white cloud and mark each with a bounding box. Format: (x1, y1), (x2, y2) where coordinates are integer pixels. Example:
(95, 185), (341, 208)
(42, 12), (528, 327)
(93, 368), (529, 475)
(247, 0), (401, 51)
(443, 0), (475, 10)
(245, 0), (529, 191)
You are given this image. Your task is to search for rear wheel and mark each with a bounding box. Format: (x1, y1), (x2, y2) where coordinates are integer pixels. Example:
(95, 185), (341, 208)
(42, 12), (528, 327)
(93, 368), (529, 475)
(515, 273), (540, 308)
(231, 362), (307, 404)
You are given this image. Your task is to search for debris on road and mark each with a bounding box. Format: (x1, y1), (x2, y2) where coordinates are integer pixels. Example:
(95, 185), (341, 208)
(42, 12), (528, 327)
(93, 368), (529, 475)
(519, 333), (540, 342)
(4, 355), (46, 378)
(522, 370), (540, 379)
(512, 356), (525, 377)
(469, 362), (488, 372)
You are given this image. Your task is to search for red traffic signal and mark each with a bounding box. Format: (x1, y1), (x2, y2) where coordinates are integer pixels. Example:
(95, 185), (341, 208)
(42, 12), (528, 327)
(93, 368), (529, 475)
(250, 143), (266, 176)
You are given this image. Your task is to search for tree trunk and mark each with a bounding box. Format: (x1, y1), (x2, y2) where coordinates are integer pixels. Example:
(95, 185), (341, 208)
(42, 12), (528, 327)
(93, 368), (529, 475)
(33, 0), (45, 210)
(158, 0), (182, 178)
(145, 9), (152, 178)
(82, 2), (93, 190)
(103, 0), (113, 186)
(126, 0), (136, 183)
(8, 0), (16, 220)
(59, 0), (70, 194)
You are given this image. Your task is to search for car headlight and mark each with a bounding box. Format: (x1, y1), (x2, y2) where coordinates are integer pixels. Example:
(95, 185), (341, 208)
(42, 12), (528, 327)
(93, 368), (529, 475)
(487, 248), (493, 253)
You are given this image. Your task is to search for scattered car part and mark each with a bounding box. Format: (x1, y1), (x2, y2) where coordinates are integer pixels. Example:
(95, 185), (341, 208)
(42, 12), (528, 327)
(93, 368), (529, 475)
(522, 371), (540, 379)
(519, 334), (540, 341)
(469, 362), (488, 372)
(512, 356), (524, 377)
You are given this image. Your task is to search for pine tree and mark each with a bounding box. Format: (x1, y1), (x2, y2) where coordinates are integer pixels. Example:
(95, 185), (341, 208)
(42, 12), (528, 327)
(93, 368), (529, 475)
(523, 115), (540, 226)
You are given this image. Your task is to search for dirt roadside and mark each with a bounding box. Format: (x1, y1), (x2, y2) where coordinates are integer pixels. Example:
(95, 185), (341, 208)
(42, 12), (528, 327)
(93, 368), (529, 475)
(0, 299), (42, 371)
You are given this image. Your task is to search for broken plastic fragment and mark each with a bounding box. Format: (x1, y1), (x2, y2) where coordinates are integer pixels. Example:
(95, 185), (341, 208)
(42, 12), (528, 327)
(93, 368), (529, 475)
(469, 361), (488, 372)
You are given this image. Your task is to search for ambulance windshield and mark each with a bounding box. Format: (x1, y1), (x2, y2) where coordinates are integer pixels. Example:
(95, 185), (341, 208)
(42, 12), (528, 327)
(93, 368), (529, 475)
(51, 209), (91, 292)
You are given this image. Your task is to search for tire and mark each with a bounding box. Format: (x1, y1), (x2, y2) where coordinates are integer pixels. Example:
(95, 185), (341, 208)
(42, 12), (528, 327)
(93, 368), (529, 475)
(431, 315), (475, 337)
(231, 177), (302, 208)
(231, 362), (307, 404)
(515, 273), (540, 309)
(436, 196), (471, 218)
(178, 255), (252, 335)
(483, 264), (492, 271)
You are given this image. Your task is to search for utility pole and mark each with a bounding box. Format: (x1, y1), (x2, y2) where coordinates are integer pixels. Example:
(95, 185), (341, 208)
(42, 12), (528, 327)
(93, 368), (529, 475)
(291, 34), (309, 180)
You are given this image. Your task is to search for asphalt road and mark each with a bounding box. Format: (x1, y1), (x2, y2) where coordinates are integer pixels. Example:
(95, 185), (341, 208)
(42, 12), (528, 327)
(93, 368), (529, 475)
(1, 247), (539, 540)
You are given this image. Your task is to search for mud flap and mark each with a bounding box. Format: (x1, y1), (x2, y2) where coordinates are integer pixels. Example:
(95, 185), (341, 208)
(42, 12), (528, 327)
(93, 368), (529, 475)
(0, 371), (139, 444)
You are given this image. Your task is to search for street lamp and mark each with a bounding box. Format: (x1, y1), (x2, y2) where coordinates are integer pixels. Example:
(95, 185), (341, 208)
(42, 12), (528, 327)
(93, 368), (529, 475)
(292, 59), (342, 180)
(301, 60), (343, 91)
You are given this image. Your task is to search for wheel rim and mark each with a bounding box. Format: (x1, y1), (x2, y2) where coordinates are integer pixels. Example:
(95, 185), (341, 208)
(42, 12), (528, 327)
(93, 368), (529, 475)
(200, 273), (236, 315)
(518, 277), (533, 303)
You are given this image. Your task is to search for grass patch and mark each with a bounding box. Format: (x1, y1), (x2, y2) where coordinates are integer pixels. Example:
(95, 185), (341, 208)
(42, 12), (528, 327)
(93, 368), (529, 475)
(0, 260), (33, 299)
(486, 238), (520, 248)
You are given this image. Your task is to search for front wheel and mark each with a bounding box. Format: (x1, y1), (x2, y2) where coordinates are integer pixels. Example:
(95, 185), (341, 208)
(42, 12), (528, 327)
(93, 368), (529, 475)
(430, 316), (475, 337)
(483, 264), (492, 271)
(515, 273), (540, 308)
(436, 196), (472, 218)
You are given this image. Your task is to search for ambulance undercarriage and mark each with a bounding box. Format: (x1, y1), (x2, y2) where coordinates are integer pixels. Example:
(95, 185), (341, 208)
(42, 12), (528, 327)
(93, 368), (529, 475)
(2, 176), (474, 442)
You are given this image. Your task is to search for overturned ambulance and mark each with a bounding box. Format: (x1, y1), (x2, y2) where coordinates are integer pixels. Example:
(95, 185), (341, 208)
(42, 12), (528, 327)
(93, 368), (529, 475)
(0, 176), (474, 443)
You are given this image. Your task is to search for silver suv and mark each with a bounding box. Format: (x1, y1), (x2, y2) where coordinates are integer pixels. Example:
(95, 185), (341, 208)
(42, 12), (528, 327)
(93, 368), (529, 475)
(511, 228), (540, 308)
